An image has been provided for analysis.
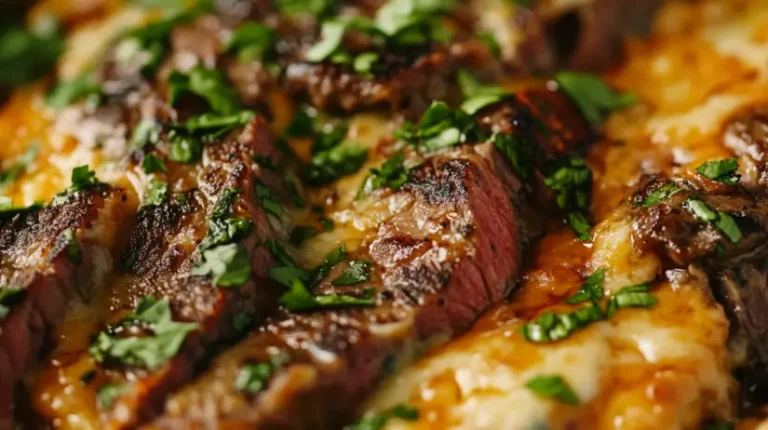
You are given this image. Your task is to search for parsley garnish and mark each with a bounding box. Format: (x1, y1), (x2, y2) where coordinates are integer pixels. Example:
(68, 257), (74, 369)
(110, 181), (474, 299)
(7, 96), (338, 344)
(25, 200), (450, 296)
(332, 260), (371, 286)
(306, 144), (368, 185)
(178, 110), (256, 138)
(696, 158), (740, 185)
(226, 22), (275, 63)
(555, 72), (636, 124)
(397, 101), (486, 153)
(353, 52), (380, 78)
(361, 151), (409, 194)
(684, 197), (743, 243)
(168, 133), (203, 164)
(477, 32), (501, 58)
(279, 279), (375, 311)
(276, 0), (336, 16)
(235, 352), (291, 394)
(458, 70), (510, 115)
(284, 108), (316, 138)
(46, 73), (101, 110)
(255, 184), (283, 218)
(520, 303), (605, 343)
(168, 66), (239, 115)
(131, 120), (161, 149)
(565, 269), (605, 304)
(199, 187), (253, 251)
(88, 296), (198, 369)
(0, 19), (63, 87)
(191, 243), (251, 287)
(143, 179), (168, 207)
(0, 142), (39, 191)
(312, 122), (348, 153)
(493, 133), (532, 180)
(347, 404), (419, 430)
(525, 375), (579, 405)
(637, 182), (682, 207)
(142, 153), (167, 174)
(96, 383), (125, 409)
(0, 287), (25, 320)
(544, 158), (593, 240)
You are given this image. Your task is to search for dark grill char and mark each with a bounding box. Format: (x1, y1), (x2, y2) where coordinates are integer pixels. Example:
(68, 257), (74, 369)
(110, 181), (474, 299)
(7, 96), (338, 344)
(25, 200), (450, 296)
(627, 171), (768, 410)
(80, 118), (292, 429)
(152, 90), (591, 429)
(0, 187), (131, 423)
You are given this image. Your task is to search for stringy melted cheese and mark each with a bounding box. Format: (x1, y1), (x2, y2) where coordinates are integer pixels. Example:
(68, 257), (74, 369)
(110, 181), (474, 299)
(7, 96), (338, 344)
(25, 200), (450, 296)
(365, 1), (768, 428)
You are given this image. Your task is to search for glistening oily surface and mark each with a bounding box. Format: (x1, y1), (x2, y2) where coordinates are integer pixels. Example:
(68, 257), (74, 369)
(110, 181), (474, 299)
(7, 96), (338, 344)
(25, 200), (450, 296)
(0, 0), (764, 429)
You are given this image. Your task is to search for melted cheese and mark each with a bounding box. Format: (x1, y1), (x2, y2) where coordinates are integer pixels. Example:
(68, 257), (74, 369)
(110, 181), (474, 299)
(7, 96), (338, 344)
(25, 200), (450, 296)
(364, 1), (768, 428)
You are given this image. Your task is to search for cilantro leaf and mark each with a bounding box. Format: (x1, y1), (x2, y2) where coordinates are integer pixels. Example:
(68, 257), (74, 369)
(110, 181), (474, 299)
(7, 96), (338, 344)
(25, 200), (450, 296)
(695, 158), (740, 185)
(520, 303), (605, 343)
(131, 120), (162, 149)
(331, 260), (371, 286)
(226, 22), (275, 63)
(178, 110), (256, 138)
(637, 182), (682, 207)
(143, 179), (168, 207)
(46, 74), (101, 110)
(398, 101), (486, 153)
(347, 404), (419, 430)
(168, 133), (203, 164)
(168, 66), (239, 115)
(142, 153), (167, 174)
(544, 158), (593, 240)
(88, 296), (198, 369)
(492, 133), (532, 180)
(96, 383), (125, 409)
(361, 151), (409, 194)
(235, 353), (291, 394)
(279, 279), (375, 311)
(684, 197), (743, 243)
(191, 243), (251, 287)
(458, 70), (509, 115)
(555, 72), (636, 124)
(306, 144), (368, 185)
(255, 184), (283, 218)
(525, 375), (580, 405)
(276, 0), (335, 16)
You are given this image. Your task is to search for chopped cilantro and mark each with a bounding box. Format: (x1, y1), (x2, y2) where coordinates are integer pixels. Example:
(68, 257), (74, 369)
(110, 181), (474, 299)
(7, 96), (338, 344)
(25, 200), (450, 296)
(306, 144), (368, 185)
(279, 278), (375, 311)
(331, 260), (371, 286)
(88, 296), (198, 369)
(347, 404), (419, 430)
(361, 151), (409, 194)
(284, 108), (316, 138)
(684, 197), (743, 243)
(305, 20), (349, 63)
(520, 303), (605, 343)
(353, 52), (380, 78)
(191, 243), (251, 287)
(492, 133), (532, 180)
(544, 158), (593, 240)
(199, 187), (253, 251)
(312, 122), (349, 154)
(0, 19), (63, 87)
(168, 66), (239, 115)
(606, 284), (658, 317)
(320, 217), (335, 231)
(525, 375), (579, 405)
(180, 110), (256, 138)
(235, 353), (290, 394)
(226, 22), (275, 63)
(96, 383), (125, 409)
(637, 182), (682, 208)
(168, 133), (203, 164)
(46, 73), (101, 110)
(142, 153), (167, 174)
(255, 184), (283, 218)
(555, 72), (636, 124)
(477, 32), (501, 57)
(397, 101), (486, 153)
(696, 158), (740, 185)
(458, 70), (509, 115)
(131, 120), (162, 149)
(565, 269), (605, 304)
(143, 179), (168, 207)
(276, 0), (336, 16)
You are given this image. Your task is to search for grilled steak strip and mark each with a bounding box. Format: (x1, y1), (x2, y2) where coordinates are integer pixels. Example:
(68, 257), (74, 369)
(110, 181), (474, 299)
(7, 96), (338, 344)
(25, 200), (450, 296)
(0, 186), (132, 422)
(31, 117), (295, 429)
(154, 89), (591, 429)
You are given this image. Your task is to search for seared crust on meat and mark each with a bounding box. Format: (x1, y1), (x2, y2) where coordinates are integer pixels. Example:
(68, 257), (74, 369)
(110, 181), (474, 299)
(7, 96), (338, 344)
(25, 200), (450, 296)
(0, 187), (131, 421)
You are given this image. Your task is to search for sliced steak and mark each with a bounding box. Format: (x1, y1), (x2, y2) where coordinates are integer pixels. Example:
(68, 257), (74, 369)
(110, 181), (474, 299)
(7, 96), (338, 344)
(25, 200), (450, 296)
(0, 186), (132, 421)
(29, 118), (294, 429)
(152, 89), (591, 429)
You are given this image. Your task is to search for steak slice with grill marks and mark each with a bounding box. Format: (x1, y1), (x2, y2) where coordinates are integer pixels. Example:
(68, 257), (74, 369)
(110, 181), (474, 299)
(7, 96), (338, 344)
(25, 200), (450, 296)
(0, 186), (132, 423)
(152, 89), (591, 429)
(30, 117), (295, 429)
